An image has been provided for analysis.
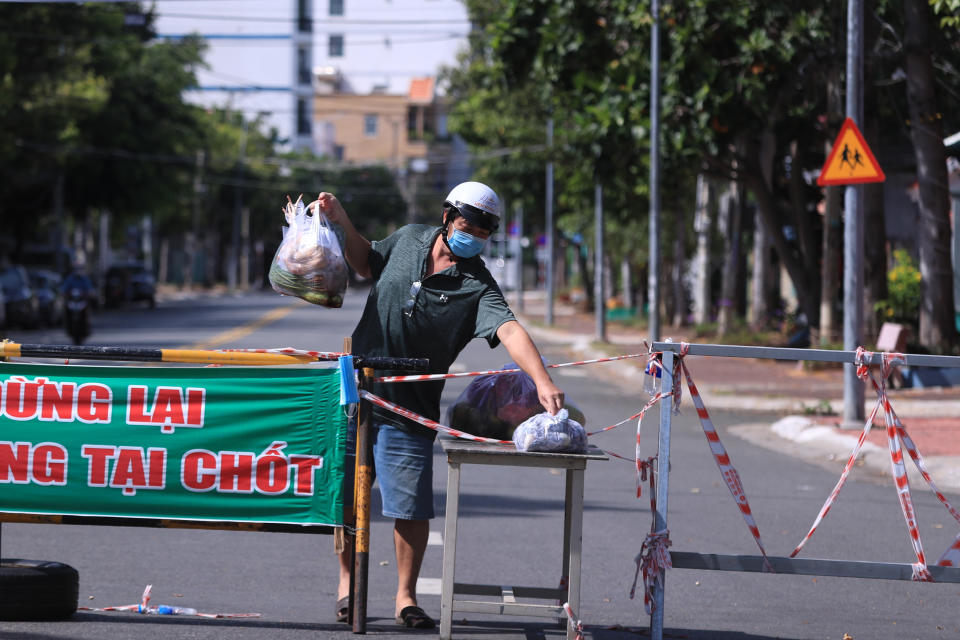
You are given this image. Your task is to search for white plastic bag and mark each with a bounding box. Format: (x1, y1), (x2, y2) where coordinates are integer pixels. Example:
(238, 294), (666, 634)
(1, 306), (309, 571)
(512, 409), (587, 453)
(269, 195), (348, 307)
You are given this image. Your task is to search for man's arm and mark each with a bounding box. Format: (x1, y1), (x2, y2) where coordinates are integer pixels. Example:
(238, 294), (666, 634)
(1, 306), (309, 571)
(310, 192), (372, 278)
(496, 320), (564, 415)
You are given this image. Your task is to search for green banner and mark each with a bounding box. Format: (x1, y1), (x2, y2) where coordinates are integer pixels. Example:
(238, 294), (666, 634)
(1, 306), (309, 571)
(0, 363), (346, 526)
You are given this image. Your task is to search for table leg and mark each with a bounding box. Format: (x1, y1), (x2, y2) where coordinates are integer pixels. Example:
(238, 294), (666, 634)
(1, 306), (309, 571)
(565, 468), (585, 640)
(440, 460), (461, 640)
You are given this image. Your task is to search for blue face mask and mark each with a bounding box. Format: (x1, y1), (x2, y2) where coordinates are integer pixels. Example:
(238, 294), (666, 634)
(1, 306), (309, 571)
(447, 228), (487, 258)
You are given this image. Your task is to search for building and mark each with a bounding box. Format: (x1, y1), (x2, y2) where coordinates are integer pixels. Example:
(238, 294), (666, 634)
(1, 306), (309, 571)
(152, 0), (471, 154)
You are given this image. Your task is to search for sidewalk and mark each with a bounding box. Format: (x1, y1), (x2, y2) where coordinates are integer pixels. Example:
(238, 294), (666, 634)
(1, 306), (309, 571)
(513, 291), (960, 493)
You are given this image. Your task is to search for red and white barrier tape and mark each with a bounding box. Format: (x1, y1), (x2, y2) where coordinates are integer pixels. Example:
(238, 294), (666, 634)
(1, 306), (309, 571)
(78, 584), (261, 618)
(359, 390), (511, 443)
(216, 347), (345, 359)
(373, 352), (647, 383)
(629, 529), (672, 614)
(859, 350), (960, 572)
(675, 343), (773, 571)
(789, 394), (883, 558)
(360, 389), (674, 454)
(562, 602), (585, 640)
(792, 349), (935, 581)
(942, 535), (960, 567)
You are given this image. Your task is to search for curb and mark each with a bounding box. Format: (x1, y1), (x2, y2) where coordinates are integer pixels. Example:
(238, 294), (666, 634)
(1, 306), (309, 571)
(767, 415), (960, 493)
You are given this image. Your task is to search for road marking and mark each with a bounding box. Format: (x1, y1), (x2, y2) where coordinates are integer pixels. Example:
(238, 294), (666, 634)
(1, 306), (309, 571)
(181, 303), (299, 350)
(416, 577), (442, 595)
(428, 530), (443, 546)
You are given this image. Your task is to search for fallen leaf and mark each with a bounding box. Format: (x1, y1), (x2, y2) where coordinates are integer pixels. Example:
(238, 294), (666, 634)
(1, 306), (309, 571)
(88, 596), (95, 600)
(842, 634), (853, 640)
(690, 487), (700, 494)
(379, 560), (390, 566)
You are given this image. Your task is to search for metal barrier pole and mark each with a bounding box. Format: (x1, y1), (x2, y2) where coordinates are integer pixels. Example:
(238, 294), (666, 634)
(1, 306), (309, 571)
(352, 367), (374, 634)
(650, 349), (674, 640)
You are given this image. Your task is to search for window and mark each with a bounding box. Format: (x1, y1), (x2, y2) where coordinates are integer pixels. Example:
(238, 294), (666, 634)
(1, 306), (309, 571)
(297, 98), (311, 135)
(297, 47), (311, 85)
(297, 0), (311, 32)
(364, 114), (378, 137)
(329, 34), (344, 57)
(329, 0), (344, 16)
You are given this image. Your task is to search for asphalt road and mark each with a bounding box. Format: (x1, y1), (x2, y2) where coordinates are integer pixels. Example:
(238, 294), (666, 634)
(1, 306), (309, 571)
(2, 287), (959, 640)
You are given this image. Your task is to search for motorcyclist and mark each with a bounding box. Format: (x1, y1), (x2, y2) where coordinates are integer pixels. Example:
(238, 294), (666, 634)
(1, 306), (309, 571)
(61, 262), (95, 300)
(61, 260), (95, 344)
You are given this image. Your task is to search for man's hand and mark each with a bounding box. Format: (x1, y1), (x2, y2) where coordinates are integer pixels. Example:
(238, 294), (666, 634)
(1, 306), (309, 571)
(535, 378), (565, 416)
(311, 192), (347, 225)
(308, 191), (372, 278)
(497, 320), (565, 415)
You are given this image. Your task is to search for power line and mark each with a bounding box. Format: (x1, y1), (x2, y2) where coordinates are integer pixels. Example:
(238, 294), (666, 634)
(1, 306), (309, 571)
(156, 11), (470, 25)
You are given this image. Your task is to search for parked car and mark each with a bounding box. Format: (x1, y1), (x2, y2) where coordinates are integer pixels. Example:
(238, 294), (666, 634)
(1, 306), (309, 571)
(104, 262), (156, 308)
(0, 264), (40, 329)
(28, 268), (64, 327)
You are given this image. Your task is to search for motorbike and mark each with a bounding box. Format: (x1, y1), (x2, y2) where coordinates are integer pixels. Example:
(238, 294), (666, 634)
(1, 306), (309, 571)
(64, 287), (91, 345)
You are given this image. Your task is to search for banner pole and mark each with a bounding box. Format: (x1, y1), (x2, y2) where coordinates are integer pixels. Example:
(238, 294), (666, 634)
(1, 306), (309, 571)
(352, 367), (374, 634)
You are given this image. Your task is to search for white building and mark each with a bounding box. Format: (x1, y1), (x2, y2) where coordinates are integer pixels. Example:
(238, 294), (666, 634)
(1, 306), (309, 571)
(153, 0), (471, 153)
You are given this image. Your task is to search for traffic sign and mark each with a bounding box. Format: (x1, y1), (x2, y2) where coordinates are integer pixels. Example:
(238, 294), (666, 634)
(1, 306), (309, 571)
(817, 117), (885, 186)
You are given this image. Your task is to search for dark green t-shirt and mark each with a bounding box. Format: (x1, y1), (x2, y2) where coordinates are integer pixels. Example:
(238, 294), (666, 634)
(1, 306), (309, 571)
(351, 224), (515, 439)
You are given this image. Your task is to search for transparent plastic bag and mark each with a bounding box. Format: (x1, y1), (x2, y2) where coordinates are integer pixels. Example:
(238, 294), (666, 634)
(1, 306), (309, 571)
(512, 408), (587, 453)
(269, 195), (348, 308)
(445, 361), (586, 440)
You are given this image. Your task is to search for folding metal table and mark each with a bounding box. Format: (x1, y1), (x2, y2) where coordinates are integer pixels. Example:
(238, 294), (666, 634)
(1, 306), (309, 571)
(438, 438), (607, 640)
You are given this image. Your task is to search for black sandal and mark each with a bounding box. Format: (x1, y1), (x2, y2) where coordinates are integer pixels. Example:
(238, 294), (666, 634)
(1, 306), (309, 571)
(395, 605), (436, 629)
(336, 596), (349, 623)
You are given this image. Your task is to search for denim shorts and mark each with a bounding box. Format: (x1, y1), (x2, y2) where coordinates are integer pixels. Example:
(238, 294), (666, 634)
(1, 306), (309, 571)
(343, 420), (435, 520)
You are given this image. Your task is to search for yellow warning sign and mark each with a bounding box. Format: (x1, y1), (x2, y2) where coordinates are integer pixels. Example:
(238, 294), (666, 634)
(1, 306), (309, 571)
(817, 117), (885, 186)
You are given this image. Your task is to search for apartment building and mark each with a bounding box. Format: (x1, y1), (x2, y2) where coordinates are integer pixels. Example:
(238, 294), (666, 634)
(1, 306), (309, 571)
(153, 0), (470, 156)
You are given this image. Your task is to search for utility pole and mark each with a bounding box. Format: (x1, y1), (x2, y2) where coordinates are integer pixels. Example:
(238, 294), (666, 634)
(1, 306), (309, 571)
(595, 179), (606, 343)
(843, 0), (865, 425)
(545, 118), (555, 326)
(230, 119), (249, 292)
(515, 202), (524, 313)
(648, 0), (662, 343)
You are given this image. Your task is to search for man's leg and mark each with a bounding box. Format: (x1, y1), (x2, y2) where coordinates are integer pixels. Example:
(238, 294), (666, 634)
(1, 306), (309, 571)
(338, 544), (352, 601)
(394, 518), (429, 615)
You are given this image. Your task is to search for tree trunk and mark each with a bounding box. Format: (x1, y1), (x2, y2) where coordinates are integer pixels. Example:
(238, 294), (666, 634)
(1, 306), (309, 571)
(693, 173), (713, 325)
(863, 182), (887, 339)
(672, 205), (688, 327)
(820, 186), (844, 344)
(718, 181), (745, 336)
(904, 0), (956, 348)
(745, 132), (819, 327)
(820, 69), (845, 345)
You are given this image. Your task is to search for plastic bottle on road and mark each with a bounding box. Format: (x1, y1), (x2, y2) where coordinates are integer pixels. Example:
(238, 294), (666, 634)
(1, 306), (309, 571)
(138, 604), (198, 615)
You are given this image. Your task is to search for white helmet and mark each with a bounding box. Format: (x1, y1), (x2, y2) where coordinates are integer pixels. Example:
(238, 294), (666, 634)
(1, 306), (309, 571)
(444, 181), (501, 231)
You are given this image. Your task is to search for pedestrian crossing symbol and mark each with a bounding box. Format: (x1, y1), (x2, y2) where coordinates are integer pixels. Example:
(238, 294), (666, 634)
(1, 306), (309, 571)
(817, 117), (885, 186)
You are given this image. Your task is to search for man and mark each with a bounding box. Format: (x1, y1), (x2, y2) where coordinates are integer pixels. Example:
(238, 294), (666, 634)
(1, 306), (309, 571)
(312, 181), (564, 629)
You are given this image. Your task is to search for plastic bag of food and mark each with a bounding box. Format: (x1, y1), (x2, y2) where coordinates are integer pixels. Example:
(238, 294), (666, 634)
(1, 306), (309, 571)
(512, 408), (587, 453)
(269, 195), (348, 308)
(445, 362), (586, 440)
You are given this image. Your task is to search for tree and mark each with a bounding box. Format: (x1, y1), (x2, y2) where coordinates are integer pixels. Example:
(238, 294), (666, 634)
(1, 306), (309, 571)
(0, 3), (208, 261)
(903, 0), (956, 348)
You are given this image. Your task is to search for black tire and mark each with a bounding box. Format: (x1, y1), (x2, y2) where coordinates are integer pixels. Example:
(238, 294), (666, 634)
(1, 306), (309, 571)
(0, 559), (78, 620)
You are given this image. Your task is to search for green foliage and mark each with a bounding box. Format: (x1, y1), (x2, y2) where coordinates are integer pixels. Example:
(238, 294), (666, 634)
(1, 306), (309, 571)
(930, 0), (960, 28)
(874, 249), (922, 326)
